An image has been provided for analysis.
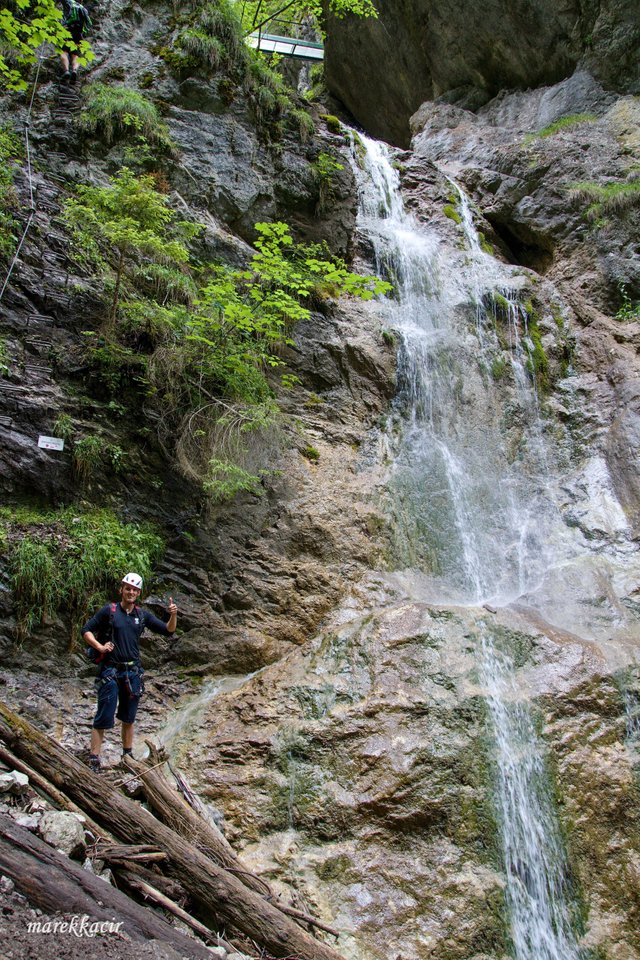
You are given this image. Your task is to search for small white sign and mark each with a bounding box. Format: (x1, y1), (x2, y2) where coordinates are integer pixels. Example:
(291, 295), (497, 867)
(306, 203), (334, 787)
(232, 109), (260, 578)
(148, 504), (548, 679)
(38, 435), (65, 451)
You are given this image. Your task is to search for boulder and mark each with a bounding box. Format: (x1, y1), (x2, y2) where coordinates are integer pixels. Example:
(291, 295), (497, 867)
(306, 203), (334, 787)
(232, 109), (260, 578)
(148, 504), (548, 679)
(0, 771), (29, 795)
(37, 811), (86, 860)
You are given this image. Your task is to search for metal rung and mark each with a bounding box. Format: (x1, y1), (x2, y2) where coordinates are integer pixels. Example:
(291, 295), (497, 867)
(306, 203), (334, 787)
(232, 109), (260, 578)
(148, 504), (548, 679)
(27, 313), (55, 324)
(0, 382), (25, 394)
(24, 363), (52, 374)
(0, 415), (13, 427)
(25, 336), (52, 348)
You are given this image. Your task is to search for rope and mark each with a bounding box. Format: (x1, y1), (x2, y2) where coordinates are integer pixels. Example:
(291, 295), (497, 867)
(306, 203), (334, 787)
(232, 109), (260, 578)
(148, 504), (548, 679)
(0, 48), (45, 303)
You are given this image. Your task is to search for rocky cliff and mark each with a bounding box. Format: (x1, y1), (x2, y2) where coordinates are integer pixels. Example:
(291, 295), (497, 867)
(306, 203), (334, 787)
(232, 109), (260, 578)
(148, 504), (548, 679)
(324, 0), (640, 146)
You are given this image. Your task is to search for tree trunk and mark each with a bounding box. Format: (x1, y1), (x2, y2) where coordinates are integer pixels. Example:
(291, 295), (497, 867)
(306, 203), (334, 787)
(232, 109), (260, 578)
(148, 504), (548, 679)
(125, 744), (271, 897)
(0, 701), (346, 960)
(0, 813), (212, 957)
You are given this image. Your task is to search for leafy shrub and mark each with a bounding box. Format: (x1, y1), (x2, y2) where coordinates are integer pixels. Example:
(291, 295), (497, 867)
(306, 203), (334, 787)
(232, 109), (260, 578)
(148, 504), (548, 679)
(2, 506), (164, 639)
(64, 168), (199, 322)
(77, 83), (176, 154)
(0, 0), (93, 91)
(53, 412), (74, 440)
(0, 124), (21, 258)
(615, 286), (640, 321)
(65, 167), (391, 501)
(72, 435), (103, 479)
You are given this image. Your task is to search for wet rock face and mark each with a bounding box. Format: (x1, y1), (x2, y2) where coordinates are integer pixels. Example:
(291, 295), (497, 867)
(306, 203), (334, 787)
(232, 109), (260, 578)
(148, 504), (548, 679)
(323, 0), (640, 147)
(407, 72), (640, 532)
(181, 591), (640, 960)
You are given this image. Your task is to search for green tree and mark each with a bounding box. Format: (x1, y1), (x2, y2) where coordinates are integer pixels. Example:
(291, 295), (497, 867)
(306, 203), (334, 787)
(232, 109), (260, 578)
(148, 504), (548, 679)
(0, 0), (93, 91)
(64, 168), (200, 323)
(64, 169), (391, 501)
(242, 0), (378, 33)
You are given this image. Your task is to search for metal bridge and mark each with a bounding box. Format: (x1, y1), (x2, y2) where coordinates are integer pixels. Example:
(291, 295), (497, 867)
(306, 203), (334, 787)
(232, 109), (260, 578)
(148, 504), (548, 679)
(246, 32), (323, 60)
(242, 0), (324, 61)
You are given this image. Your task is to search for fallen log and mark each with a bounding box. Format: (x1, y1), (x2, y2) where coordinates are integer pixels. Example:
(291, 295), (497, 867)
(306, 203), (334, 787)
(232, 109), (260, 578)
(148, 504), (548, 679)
(95, 842), (168, 864)
(118, 868), (233, 949)
(125, 744), (271, 896)
(108, 858), (187, 902)
(0, 700), (347, 960)
(0, 813), (212, 957)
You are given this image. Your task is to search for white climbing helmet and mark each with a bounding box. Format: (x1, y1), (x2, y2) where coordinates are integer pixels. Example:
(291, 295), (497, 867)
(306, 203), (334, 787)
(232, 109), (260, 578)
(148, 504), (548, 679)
(122, 572), (143, 590)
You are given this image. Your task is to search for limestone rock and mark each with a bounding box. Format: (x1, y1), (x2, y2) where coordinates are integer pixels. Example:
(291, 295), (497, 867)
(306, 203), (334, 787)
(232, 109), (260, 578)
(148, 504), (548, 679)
(324, 0), (640, 146)
(37, 811), (86, 860)
(0, 771), (29, 795)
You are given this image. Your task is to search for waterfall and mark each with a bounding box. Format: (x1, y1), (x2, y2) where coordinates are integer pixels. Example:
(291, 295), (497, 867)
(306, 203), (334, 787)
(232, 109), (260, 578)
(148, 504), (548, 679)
(352, 133), (588, 958)
(481, 628), (580, 960)
(355, 134), (556, 606)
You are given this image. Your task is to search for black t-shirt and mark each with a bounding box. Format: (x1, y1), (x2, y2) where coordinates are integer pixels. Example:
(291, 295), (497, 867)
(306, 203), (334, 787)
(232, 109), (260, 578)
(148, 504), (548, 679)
(82, 602), (173, 666)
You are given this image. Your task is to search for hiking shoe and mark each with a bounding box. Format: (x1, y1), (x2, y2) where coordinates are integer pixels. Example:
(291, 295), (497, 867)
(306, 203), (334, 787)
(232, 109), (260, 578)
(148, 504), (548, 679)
(70, 70), (77, 84)
(61, 70), (71, 83)
(88, 754), (101, 774)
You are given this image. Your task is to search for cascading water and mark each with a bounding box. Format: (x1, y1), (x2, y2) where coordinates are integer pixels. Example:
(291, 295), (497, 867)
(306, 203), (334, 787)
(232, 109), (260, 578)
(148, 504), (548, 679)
(351, 134), (596, 958)
(353, 134), (639, 628)
(355, 138), (562, 607)
(481, 627), (581, 960)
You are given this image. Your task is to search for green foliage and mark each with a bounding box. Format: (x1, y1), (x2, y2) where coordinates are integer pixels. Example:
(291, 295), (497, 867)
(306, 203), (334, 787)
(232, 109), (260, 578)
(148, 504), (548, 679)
(303, 63), (326, 103)
(77, 84), (176, 158)
(64, 167), (390, 502)
(72, 435), (102, 479)
(320, 113), (342, 134)
(0, 0), (93, 91)
(443, 203), (462, 225)
(569, 179), (640, 221)
(84, 334), (148, 398)
(0, 123), (21, 258)
(289, 106), (315, 142)
(161, 2), (309, 139)
(491, 355), (508, 381)
(1, 505), (164, 639)
(74, 435), (129, 480)
(64, 168), (200, 322)
(0, 336), (10, 375)
(478, 231), (494, 255)
(312, 151), (344, 214)
(53, 412), (74, 440)
(523, 301), (549, 387)
(615, 285), (640, 321)
(524, 113), (597, 143)
(203, 457), (268, 502)
(241, 0), (378, 36)
(301, 445), (320, 461)
(147, 221), (389, 496)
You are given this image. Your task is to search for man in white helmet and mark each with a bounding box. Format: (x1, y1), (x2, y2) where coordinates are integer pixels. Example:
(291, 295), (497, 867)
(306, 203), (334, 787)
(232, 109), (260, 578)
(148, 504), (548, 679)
(82, 573), (178, 773)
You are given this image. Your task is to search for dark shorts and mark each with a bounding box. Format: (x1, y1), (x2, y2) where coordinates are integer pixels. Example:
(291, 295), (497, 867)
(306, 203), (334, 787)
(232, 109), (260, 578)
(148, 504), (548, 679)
(62, 24), (84, 56)
(93, 666), (145, 729)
